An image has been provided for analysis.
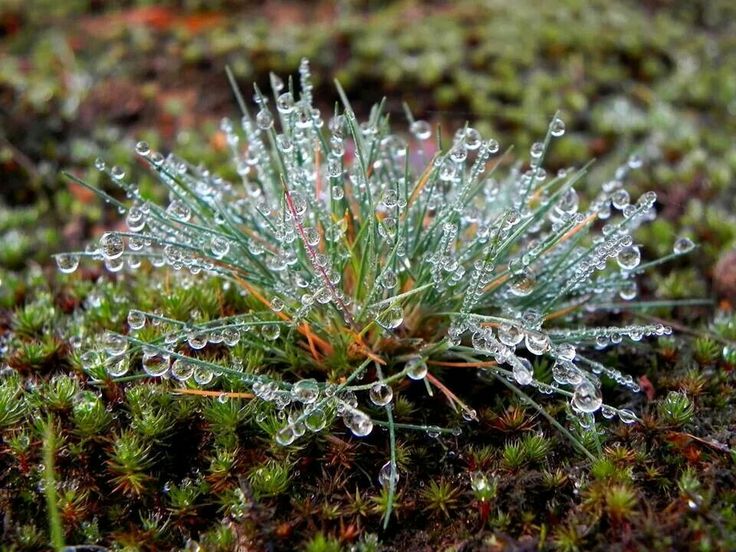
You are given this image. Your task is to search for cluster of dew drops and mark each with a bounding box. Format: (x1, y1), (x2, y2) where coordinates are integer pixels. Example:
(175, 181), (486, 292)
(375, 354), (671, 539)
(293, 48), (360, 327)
(54, 62), (699, 492)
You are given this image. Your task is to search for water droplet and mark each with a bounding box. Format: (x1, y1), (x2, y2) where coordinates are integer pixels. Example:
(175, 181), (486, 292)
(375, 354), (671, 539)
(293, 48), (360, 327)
(271, 297), (285, 312)
(80, 351), (100, 371)
(104, 256), (124, 273)
(276, 92), (294, 114)
(378, 460), (399, 486)
(256, 108), (273, 130)
(193, 367), (214, 385)
(487, 139), (500, 154)
(512, 358), (533, 386)
(276, 425), (297, 446)
(150, 151), (164, 167)
(102, 332), (127, 357)
(470, 471), (491, 495)
(550, 116), (566, 137)
(406, 357), (428, 380)
(524, 331), (550, 355)
(106, 357), (129, 377)
(276, 134), (293, 153)
(135, 141), (150, 156)
(210, 236), (230, 259)
(331, 185), (344, 200)
(346, 409), (373, 437)
(288, 191), (307, 217)
(380, 269), (397, 289)
(291, 379), (319, 405)
(627, 154), (643, 169)
(127, 309), (146, 330)
(462, 408), (477, 421)
(617, 408), (637, 424)
(552, 360), (576, 385)
(498, 323), (524, 347)
(100, 232), (124, 260)
(509, 268), (536, 296)
(295, 103), (312, 129)
(410, 120), (432, 141)
(369, 382), (393, 406)
(687, 496), (702, 511)
(673, 237), (695, 255)
(222, 328), (240, 347)
(186, 330), (207, 350)
(450, 146), (467, 164)
(126, 206), (145, 232)
(261, 324), (281, 341)
(55, 253), (80, 274)
(270, 73), (284, 92)
(94, 158), (106, 171)
(611, 189), (630, 210)
(601, 405), (616, 419)
(619, 280), (637, 300)
(304, 227), (320, 246)
(110, 166), (126, 181)
(617, 245), (641, 270)
(376, 307), (403, 330)
(128, 235), (145, 251)
(556, 188), (579, 214)
(171, 358), (195, 381)
(530, 142), (544, 159)
(142, 351), (170, 377)
(463, 127), (482, 150)
(305, 408), (327, 432)
(166, 200), (191, 222)
(556, 343), (576, 361)
(381, 189), (399, 208)
(638, 191), (657, 209)
(571, 380), (602, 413)
(426, 426), (442, 438)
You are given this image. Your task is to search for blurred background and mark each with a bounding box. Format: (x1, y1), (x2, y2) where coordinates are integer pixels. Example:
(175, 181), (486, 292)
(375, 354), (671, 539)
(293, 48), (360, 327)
(0, 0), (735, 302)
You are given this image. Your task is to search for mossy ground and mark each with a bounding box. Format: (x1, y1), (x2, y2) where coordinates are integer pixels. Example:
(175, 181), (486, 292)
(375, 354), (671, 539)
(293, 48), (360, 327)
(1, 1), (735, 550)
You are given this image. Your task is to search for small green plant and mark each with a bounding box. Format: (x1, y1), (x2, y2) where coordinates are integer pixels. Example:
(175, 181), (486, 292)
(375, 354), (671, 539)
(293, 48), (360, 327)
(693, 336), (721, 364)
(521, 432), (551, 463)
(501, 440), (527, 470)
(657, 391), (694, 427)
(71, 391), (111, 437)
(39, 374), (79, 412)
(304, 532), (342, 552)
(0, 373), (26, 429)
(604, 484), (638, 522)
(56, 59), (696, 526)
(247, 459), (290, 499)
(419, 478), (462, 518)
(107, 431), (154, 496)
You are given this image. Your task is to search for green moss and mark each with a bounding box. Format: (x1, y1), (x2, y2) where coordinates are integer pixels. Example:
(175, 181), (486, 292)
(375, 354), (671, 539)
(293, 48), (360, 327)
(247, 459), (290, 499)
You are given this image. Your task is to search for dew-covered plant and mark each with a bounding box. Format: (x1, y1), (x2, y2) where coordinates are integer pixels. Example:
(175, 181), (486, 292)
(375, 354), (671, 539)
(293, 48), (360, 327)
(56, 59), (694, 523)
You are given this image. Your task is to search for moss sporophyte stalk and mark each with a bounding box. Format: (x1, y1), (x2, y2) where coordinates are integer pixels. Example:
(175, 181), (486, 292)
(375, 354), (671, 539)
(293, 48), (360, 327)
(56, 59), (694, 521)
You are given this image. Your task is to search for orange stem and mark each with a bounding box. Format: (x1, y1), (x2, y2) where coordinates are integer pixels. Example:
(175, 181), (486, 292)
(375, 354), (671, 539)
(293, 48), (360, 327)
(545, 299), (589, 322)
(558, 213), (597, 246)
(230, 271), (333, 357)
(406, 154), (439, 210)
(425, 372), (477, 420)
(172, 388), (254, 399)
(483, 273), (510, 293)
